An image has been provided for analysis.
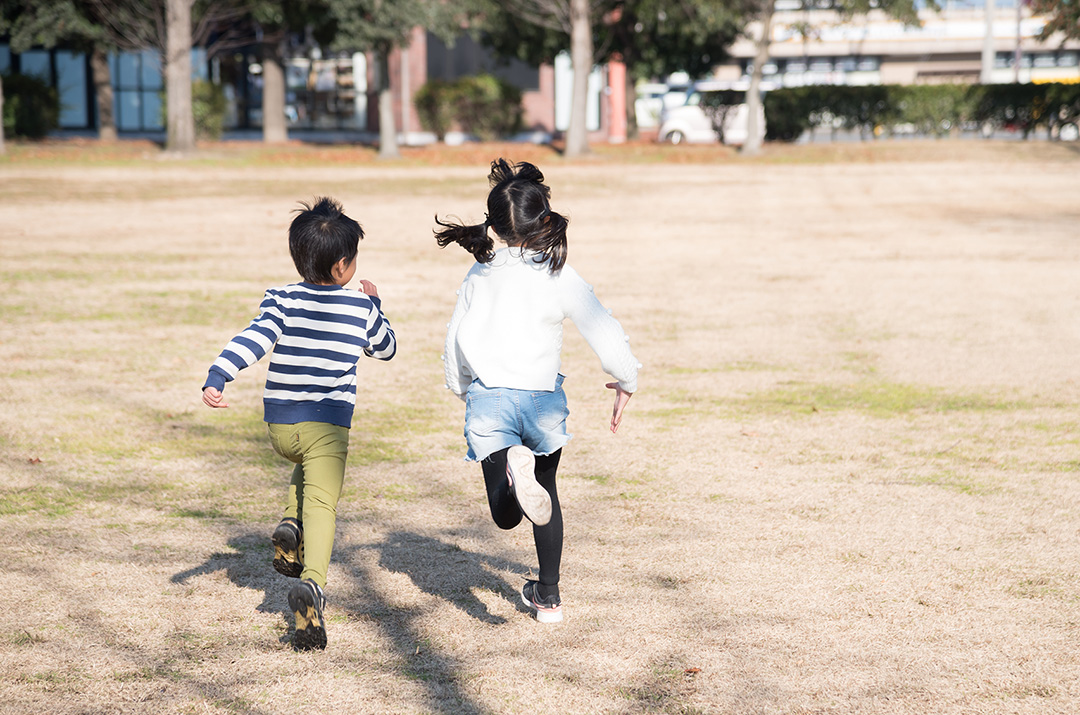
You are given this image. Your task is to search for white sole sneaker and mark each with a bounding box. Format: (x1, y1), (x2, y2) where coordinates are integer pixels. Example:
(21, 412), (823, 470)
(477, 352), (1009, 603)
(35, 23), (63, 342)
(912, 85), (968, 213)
(506, 445), (552, 526)
(522, 580), (563, 623)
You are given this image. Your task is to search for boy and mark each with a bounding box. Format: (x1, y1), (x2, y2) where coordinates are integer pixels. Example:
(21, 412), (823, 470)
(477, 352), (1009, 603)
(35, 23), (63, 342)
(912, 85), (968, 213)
(202, 197), (396, 650)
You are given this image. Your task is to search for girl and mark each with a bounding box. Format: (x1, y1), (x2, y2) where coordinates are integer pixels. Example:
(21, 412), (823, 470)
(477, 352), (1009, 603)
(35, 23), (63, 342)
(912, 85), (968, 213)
(436, 159), (640, 624)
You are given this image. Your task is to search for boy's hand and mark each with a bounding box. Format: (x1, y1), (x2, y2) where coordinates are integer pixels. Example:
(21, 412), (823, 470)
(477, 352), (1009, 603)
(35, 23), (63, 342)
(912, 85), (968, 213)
(202, 386), (228, 409)
(358, 279), (378, 298)
(605, 382), (632, 433)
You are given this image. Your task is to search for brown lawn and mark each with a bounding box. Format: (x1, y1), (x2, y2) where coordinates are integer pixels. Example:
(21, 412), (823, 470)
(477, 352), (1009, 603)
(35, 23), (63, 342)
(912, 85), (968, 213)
(0, 140), (1078, 714)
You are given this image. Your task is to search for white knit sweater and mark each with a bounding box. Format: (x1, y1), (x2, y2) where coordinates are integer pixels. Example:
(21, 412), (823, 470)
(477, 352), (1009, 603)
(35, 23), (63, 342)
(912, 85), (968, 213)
(443, 247), (639, 399)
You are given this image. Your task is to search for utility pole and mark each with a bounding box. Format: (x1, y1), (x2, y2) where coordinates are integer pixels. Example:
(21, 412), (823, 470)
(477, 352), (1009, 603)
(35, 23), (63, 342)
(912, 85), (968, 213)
(981, 0), (995, 83)
(1013, 0), (1023, 83)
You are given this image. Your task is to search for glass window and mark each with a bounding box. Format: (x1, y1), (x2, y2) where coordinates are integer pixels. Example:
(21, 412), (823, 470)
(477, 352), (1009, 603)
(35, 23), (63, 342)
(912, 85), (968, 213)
(118, 52), (140, 88)
(116, 90), (141, 131)
(810, 58), (832, 72)
(1058, 52), (1078, 67)
(141, 91), (163, 130)
(856, 57), (879, 71)
(786, 59), (807, 73)
(56, 51), (88, 128)
(21, 50), (51, 80)
(141, 50), (163, 89)
(1033, 54), (1055, 68)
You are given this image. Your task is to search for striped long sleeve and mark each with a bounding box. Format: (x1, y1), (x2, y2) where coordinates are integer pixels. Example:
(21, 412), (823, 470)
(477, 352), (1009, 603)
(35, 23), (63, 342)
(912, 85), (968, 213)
(204, 283), (396, 428)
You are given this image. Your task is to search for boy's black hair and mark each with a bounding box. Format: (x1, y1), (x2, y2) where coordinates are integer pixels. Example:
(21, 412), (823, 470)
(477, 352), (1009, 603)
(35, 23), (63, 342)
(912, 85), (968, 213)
(434, 159), (568, 273)
(289, 197), (363, 284)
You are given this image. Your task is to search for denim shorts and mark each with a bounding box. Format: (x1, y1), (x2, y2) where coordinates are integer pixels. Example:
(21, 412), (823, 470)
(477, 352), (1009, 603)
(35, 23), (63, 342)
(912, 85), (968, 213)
(463, 375), (571, 462)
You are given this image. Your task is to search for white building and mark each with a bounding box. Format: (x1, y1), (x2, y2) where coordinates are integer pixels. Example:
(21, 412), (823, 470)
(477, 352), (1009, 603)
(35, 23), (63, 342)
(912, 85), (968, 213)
(714, 0), (1080, 86)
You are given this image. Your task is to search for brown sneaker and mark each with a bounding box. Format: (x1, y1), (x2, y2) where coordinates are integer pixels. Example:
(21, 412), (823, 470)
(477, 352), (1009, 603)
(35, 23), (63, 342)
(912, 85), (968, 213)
(288, 579), (327, 651)
(272, 518), (303, 578)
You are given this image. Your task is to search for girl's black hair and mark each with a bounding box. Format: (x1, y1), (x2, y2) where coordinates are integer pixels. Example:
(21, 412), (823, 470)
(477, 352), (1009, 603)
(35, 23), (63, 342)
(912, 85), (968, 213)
(435, 158), (568, 273)
(289, 197), (363, 284)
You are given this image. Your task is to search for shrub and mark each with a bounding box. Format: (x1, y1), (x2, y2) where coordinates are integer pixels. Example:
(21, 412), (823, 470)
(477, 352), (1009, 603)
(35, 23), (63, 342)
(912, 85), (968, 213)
(699, 90), (746, 144)
(160, 80), (228, 140)
(763, 86), (814, 141)
(192, 79), (226, 140)
(762, 82), (1080, 142)
(414, 79), (454, 141)
(2, 72), (60, 140)
(893, 84), (972, 137)
(414, 73), (523, 141)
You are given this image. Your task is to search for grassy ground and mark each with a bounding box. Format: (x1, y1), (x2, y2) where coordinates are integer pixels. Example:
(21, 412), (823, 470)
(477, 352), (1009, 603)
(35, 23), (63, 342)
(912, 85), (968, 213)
(0, 139), (1078, 714)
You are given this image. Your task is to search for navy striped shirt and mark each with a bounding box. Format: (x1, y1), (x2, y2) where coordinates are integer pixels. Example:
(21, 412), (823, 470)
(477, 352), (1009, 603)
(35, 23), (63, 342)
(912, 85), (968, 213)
(203, 283), (396, 427)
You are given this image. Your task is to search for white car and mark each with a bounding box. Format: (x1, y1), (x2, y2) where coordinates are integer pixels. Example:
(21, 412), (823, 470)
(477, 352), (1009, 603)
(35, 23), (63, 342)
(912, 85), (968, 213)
(657, 84), (766, 146)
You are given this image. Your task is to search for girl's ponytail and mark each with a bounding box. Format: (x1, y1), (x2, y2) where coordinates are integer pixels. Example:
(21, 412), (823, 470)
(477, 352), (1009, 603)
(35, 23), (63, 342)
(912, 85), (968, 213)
(434, 215), (495, 264)
(532, 209), (568, 273)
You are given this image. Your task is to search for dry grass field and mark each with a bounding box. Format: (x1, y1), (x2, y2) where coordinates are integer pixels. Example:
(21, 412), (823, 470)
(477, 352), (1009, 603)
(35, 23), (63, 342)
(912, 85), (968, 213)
(1, 140), (1078, 714)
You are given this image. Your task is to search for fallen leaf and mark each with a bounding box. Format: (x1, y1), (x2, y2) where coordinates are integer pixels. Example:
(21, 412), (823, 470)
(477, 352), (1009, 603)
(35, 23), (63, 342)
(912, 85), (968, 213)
(27, 457), (41, 464)
(684, 667), (701, 675)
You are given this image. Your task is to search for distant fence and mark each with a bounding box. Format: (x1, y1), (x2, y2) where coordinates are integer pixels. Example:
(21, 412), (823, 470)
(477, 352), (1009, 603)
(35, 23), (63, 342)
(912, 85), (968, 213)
(760, 83), (1080, 142)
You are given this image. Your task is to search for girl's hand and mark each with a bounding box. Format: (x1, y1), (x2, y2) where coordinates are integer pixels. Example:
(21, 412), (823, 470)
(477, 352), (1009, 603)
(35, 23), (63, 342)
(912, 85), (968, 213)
(203, 386), (228, 409)
(358, 279), (378, 297)
(605, 382), (632, 433)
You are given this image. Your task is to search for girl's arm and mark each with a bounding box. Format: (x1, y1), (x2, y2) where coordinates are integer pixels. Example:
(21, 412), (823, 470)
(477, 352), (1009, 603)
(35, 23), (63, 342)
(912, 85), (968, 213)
(442, 278), (474, 400)
(606, 382), (633, 433)
(559, 266), (640, 395)
(202, 290), (285, 398)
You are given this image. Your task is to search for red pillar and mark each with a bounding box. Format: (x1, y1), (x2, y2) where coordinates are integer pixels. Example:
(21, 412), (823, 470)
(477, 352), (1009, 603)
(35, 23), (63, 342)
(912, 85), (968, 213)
(608, 58), (627, 144)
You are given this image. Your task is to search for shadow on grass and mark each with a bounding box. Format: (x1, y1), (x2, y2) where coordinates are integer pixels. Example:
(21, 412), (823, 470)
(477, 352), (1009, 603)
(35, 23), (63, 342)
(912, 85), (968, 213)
(337, 529), (533, 714)
(372, 530), (530, 625)
(171, 531), (284, 622)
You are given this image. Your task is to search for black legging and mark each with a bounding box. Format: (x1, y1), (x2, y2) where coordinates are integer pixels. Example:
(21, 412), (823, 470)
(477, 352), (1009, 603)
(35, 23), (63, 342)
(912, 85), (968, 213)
(481, 448), (563, 589)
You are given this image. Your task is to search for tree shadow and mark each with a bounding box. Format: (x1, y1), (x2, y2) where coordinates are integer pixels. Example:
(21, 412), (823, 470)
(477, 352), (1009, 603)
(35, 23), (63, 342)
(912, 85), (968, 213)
(170, 531), (288, 633)
(333, 529), (533, 714)
(369, 530), (530, 625)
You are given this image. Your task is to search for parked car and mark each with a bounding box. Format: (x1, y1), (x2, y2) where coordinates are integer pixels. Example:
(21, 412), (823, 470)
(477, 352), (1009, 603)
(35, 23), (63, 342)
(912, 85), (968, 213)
(657, 82), (767, 146)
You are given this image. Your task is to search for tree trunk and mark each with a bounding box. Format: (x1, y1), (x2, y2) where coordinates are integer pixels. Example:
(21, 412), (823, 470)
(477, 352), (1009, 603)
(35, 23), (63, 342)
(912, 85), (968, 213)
(165, 0), (195, 154)
(625, 69), (638, 141)
(0, 74), (5, 156)
(262, 41), (287, 144)
(565, 0), (592, 157)
(741, 1), (774, 156)
(91, 46), (117, 142)
(377, 48), (399, 159)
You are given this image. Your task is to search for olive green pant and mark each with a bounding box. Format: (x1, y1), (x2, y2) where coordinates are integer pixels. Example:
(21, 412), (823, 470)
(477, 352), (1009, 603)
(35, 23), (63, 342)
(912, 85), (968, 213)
(267, 421), (349, 589)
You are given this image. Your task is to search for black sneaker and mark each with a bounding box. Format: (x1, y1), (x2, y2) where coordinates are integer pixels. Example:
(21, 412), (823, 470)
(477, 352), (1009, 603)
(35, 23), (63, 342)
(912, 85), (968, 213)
(506, 446), (552, 526)
(288, 579), (327, 651)
(272, 518), (303, 578)
(521, 580), (563, 623)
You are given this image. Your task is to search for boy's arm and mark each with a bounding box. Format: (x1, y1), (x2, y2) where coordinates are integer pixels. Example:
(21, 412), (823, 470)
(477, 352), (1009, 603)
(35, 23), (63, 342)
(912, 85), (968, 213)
(363, 295), (397, 361)
(201, 290), (285, 398)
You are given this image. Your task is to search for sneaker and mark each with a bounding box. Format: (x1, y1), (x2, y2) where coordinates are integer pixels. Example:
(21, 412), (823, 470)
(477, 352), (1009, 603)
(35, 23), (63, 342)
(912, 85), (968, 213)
(521, 580), (563, 623)
(288, 579), (327, 651)
(272, 518), (303, 578)
(506, 445), (551, 526)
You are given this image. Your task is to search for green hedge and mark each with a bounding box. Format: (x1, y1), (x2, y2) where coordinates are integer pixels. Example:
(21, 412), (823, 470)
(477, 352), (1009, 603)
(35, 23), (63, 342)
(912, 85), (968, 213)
(2, 73), (60, 140)
(414, 73), (523, 141)
(761, 83), (1080, 142)
(192, 79), (226, 140)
